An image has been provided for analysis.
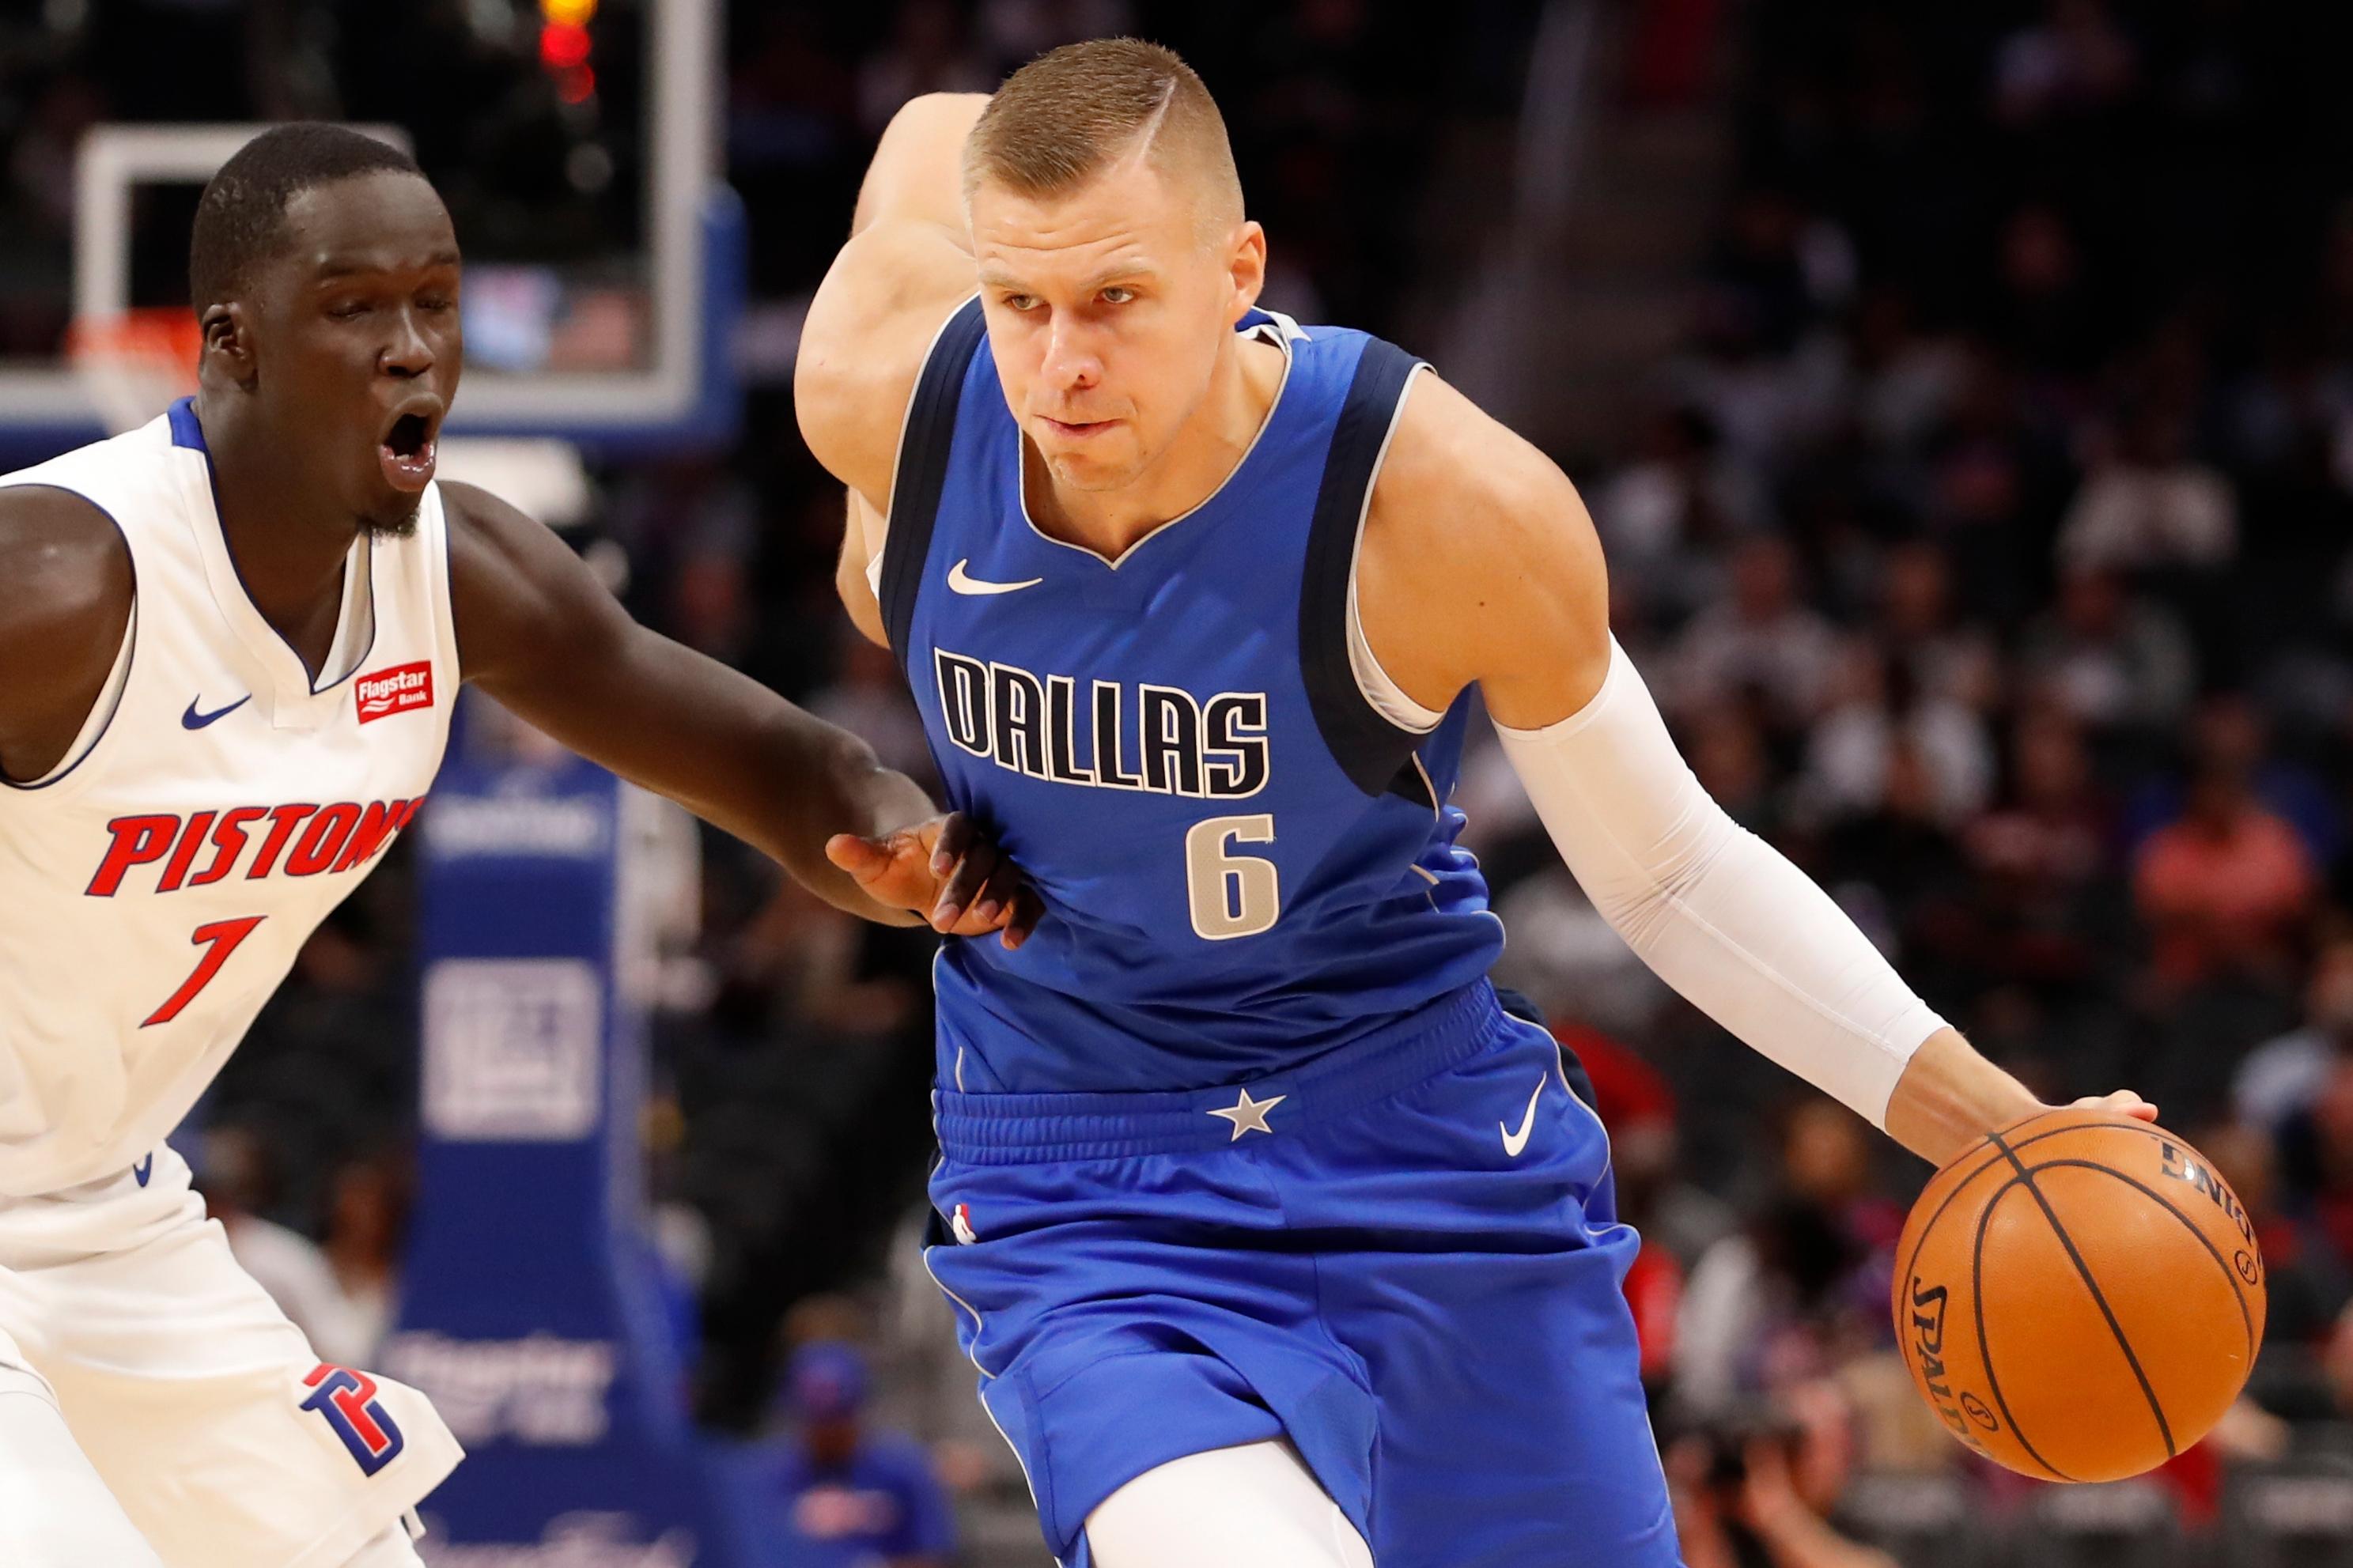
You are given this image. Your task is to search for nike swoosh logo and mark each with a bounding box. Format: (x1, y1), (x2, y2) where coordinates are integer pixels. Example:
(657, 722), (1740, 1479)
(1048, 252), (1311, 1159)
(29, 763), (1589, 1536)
(1500, 1075), (1547, 1158)
(948, 558), (1043, 595)
(182, 694), (251, 730)
(132, 1154), (153, 1188)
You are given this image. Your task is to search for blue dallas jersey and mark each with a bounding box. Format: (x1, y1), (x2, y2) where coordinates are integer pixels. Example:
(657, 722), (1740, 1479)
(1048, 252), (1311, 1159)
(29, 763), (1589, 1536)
(879, 299), (1506, 1094)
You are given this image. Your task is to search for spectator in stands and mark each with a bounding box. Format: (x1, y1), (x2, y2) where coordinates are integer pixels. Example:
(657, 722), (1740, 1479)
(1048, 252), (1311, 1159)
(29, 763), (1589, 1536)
(2018, 566), (2198, 735)
(1815, 739), (1976, 999)
(2124, 693), (2343, 868)
(1964, 708), (2123, 999)
(1992, 0), (2138, 127)
(1675, 1102), (1897, 1418)
(768, 1341), (955, 1568)
(315, 1149), (413, 1368)
(1589, 406), (1757, 623)
(1987, 204), (2107, 375)
(2134, 756), (2318, 992)
(1670, 535), (1841, 734)
(1872, 540), (2000, 716)
(804, 622), (936, 788)
(2238, 940), (2353, 1135)
(2195, 1120), (2350, 1423)
(854, 0), (992, 133)
(2277, 1059), (2353, 1283)
(2057, 402), (2239, 576)
(1803, 641), (1992, 826)
(1666, 1383), (1897, 1568)
(195, 1124), (361, 1367)
(1685, 697), (1785, 838)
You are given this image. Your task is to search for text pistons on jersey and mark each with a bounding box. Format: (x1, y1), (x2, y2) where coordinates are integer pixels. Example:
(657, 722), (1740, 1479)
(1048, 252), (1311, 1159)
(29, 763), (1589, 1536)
(86, 797), (425, 897)
(934, 649), (1269, 798)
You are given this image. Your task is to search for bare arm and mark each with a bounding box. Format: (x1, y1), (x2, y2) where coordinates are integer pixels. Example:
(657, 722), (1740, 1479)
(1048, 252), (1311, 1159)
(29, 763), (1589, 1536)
(444, 482), (1031, 942)
(796, 94), (989, 513)
(797, 93), (989, 613)
(1357, 376), (2136, 1165)
(0, 487), (134, 784)
(849, 91), (990, 240)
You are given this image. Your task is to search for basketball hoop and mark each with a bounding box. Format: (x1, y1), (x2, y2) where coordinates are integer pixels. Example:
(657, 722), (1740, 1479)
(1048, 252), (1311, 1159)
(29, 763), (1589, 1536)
(66, 308), (202, 436)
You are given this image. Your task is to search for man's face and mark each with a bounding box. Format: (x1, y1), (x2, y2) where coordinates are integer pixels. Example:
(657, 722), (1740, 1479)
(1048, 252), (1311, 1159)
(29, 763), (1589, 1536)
(240, 170), (462, 536)
(969, 162), (1261, 495)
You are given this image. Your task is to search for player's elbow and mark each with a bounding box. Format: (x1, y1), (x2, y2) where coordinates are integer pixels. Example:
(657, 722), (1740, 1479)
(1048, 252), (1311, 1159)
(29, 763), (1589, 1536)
(793, 309), (849, 452)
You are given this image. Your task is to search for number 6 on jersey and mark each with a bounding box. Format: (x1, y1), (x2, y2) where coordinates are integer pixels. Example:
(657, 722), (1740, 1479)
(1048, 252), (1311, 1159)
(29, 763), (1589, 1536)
(1186, 814), (1279, 940)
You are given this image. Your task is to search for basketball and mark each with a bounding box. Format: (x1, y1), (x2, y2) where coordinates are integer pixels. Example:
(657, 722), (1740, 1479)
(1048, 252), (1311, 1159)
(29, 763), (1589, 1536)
(1893, 1108), (2267, 1483)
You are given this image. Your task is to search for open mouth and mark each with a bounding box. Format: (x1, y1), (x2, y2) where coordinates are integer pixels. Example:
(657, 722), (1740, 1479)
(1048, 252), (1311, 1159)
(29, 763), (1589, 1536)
(378, 408), (440, 493)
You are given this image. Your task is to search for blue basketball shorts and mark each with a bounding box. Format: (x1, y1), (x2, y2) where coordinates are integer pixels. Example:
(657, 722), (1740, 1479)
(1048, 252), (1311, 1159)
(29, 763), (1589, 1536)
(922, 982), (1679, 1567)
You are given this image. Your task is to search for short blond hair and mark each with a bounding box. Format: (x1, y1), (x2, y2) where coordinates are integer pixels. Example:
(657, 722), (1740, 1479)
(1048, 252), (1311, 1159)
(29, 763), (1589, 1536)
(964, 38), (1243, 226)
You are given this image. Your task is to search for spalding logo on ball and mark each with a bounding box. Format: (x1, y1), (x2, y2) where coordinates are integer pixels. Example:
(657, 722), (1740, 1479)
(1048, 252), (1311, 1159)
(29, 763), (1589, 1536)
(1894, 1107), (2266, 1483)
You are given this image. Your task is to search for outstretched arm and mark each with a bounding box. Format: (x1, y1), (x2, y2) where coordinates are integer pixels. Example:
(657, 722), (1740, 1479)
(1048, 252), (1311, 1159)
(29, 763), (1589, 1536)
(1356, 373), (2144, 1165)
(444, 481), (1033, 944)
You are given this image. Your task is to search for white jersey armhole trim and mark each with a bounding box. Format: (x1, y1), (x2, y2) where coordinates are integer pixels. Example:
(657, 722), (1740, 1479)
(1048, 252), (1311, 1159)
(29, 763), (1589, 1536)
(14, 591), (136, 789)
(868, 293), (984, 592)
(1344, 360), (1445, 735)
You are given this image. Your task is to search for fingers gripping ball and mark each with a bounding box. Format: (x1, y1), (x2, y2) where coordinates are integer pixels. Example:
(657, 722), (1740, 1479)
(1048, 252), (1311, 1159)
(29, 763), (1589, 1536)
(1893, 1109), (2265, 1483)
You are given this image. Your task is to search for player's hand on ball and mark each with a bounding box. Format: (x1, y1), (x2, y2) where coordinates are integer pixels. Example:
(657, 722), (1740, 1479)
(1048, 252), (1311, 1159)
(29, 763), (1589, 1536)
(825, 813), (1042, 949)
(2067, 1089), (2158, 1122)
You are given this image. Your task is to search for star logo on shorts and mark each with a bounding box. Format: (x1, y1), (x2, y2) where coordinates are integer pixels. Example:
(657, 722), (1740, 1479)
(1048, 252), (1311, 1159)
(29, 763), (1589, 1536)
(1208, 1088), (1285, 1141)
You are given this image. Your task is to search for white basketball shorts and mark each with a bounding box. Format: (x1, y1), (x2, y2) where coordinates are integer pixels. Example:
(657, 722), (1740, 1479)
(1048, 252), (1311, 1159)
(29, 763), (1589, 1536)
(0, 1144), (461, 1567)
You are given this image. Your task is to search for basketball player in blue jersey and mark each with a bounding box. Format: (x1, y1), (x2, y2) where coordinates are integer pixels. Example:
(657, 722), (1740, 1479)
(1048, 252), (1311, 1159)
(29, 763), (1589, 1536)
(797, 40), (2153, 1568)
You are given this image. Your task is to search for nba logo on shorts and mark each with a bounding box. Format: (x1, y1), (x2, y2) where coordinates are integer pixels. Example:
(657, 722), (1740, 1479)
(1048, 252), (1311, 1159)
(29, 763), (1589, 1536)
(300, 1363), (407, 1475)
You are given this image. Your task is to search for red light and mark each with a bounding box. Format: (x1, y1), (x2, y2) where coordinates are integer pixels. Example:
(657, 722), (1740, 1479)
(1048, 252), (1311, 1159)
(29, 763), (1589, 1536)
(540, 21), (591, 70)
(558, 65), (596, 104)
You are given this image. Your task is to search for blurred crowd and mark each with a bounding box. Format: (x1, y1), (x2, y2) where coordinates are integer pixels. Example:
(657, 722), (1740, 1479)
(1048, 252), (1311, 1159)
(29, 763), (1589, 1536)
(17, 0), (2353, 1560)
(1448, 2), (2353, 1562)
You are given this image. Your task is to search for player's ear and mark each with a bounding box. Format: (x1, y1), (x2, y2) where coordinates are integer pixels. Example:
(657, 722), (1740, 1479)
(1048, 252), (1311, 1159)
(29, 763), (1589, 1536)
(200, 303), (258, 390)
(1225, 220), (1266, 322)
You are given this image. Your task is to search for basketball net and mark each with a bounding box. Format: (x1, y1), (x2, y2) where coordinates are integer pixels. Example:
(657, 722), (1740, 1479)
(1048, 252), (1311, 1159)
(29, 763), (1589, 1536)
(66, 309), (202, 436)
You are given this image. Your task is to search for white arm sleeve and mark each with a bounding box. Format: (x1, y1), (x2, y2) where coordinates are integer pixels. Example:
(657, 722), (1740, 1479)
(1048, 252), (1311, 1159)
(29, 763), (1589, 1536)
(1495, 637), (1947, 1126)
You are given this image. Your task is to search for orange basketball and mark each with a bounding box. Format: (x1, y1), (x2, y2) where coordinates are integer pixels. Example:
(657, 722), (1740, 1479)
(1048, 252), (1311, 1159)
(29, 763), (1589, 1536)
(1892, 1107), (2266, 1483)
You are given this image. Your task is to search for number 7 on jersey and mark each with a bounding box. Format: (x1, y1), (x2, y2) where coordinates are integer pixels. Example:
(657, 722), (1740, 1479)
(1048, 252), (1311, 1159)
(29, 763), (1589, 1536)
(142, 916), (267, 1028)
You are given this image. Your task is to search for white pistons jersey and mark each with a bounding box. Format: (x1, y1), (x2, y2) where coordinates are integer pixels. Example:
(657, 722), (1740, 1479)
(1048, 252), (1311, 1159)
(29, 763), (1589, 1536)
(0, 401), (456, 1196)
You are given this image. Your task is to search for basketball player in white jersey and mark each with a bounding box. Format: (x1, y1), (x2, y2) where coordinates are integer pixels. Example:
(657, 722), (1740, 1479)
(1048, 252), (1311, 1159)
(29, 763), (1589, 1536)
(0, 125), (1035, 1567)
(796, 43), (2154, 1567)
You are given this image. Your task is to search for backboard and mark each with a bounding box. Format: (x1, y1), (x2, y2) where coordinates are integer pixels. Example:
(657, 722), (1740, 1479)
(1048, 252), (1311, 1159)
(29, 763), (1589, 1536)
(0, 0), (738, 463)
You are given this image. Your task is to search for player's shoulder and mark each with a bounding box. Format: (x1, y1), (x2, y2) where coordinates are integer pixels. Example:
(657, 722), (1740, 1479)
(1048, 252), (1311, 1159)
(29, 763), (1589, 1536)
(435, 477), (532, 549)
(795, 217), (978, 509)
(437, 479), (575, 618)
(1354, 363), (1607, 709)
(437, 479), (630, 688)
(0, 479), (134, 638)
(0, 477), (134, 751)
(1365, 365), (1591, 573)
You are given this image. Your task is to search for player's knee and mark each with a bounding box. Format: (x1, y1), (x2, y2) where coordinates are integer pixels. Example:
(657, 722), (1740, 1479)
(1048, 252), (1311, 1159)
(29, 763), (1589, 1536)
(0, 1389), (169, 1566)
(1084, 1440), (1372, 1568)
(335, 1519), (429, 1568)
